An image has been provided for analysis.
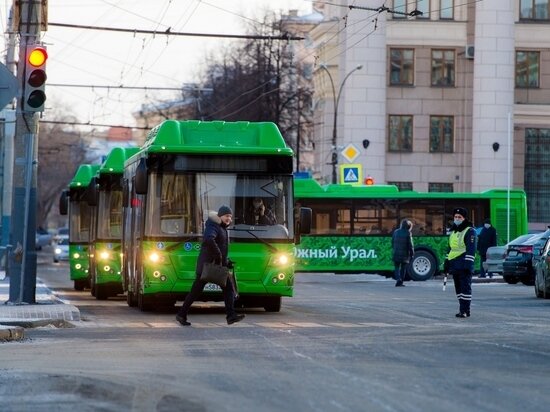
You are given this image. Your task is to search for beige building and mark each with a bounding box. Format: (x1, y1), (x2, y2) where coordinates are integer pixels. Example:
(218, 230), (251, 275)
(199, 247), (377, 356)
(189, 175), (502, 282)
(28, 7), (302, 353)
(309, 0), (550, 224)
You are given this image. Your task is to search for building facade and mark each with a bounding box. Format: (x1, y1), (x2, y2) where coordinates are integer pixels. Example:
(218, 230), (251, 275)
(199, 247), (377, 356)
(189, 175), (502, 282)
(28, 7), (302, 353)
(309, 0), (550, 224)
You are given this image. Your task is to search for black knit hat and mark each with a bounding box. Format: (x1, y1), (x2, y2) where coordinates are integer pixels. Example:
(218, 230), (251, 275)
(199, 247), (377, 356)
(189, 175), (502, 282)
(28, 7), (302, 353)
(453, 207), (468, 219)
(217, 205), (233, 217)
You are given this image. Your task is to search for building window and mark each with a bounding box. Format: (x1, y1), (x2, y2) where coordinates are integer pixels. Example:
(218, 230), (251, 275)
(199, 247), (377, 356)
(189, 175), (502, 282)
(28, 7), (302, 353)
(388, 115), (413, 152)
(516, 51), (540, 88)
(430, 116), (454, 152)
(440, 0), (454, 19)
(431, 49), (455, 86)
(390, 49), (414, 85)
(428, 183), (453, 192)
(393, 0), (407, 18)
(416, 0), (430, 18)
(389, 181), (413, 191)
(520, 0), (550, 20)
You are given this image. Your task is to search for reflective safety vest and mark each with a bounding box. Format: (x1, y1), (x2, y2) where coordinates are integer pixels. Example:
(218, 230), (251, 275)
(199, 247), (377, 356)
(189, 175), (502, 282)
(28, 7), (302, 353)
(448, 227), (469, 260)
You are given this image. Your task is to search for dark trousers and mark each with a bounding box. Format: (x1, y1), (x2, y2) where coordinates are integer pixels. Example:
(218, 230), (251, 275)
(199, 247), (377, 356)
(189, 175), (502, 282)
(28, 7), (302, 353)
(394, 261), (408, 284)
(177, 274), (236, 319)
(452, 270), (472, 314)
(479, 254), (489, 278)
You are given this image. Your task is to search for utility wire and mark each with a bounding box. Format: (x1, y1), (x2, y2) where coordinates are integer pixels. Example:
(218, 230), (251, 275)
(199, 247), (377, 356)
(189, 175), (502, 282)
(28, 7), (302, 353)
(47, 83), (211, 91)
(48, 22), (304, 41)
(41, 119), (150, 130)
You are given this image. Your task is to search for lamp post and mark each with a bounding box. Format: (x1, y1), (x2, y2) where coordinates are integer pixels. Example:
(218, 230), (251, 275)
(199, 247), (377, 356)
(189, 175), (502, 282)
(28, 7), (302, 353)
(319, 63), (363, 183)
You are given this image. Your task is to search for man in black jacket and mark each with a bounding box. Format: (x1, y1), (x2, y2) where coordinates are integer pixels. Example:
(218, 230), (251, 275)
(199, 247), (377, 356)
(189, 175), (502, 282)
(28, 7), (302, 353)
(477, 218), (497, 278)
(391, 219), (414, 287)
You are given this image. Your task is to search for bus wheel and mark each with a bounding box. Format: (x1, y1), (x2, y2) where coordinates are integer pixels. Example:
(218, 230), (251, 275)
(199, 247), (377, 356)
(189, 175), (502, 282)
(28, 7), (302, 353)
(95, 284), (109, 300)
(408, 251), (436, 281)
(138, 291), (153, 311)
(127, 288), (137, 307)
(264, 296), (281, 312)
(74, 280), (86, 291)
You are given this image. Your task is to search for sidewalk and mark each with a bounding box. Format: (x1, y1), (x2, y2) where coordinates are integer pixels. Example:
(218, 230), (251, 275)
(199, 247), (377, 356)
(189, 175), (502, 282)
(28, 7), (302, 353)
(0, 273), (81, 342)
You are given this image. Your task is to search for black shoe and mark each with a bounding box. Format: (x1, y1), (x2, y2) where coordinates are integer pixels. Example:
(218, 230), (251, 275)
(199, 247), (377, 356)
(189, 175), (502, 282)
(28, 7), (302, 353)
(176, 314), (191, 326)
(455, 312), (470, 318)
(227, 314), (245, 325)
(395, 282), (404, 287)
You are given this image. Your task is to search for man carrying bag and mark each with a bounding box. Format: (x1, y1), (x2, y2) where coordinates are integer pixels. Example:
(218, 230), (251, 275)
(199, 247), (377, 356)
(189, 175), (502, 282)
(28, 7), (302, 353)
(175, 205), (245, 326)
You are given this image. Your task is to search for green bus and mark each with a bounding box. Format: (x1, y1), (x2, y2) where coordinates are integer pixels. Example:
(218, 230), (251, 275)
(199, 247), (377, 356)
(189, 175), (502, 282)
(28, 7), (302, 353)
(59, 164), (100, 290)
(294, 178), (528, 280)
(87, 147), (139, 299)
(122, 120), (311, 311)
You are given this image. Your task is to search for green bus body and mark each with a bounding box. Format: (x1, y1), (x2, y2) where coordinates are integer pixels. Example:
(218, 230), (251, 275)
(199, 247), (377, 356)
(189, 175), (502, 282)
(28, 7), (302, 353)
(123, 120), (301, 312)
(89, 147), (139, 300)
(67, 164), (100, 290)
(294, 178), (528, 280)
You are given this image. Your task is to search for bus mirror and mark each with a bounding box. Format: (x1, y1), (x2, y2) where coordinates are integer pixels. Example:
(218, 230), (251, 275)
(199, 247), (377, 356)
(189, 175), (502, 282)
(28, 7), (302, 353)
(122, 179), (129, 207)
(86, 177), (98, 206)
(135, 159), (148, 195)
(59, 190), (68, 215)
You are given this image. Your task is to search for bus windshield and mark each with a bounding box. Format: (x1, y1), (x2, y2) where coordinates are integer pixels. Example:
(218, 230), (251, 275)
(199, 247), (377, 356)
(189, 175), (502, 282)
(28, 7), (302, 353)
(144, 172), (293, 240)
(69, 200), (92, 242)
(97, 190), (123, 239)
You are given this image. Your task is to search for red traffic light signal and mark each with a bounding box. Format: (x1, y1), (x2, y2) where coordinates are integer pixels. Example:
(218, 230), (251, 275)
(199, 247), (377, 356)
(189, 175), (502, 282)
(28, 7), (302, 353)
(23, 46), (47, 112)
(365, 176), (374, 185)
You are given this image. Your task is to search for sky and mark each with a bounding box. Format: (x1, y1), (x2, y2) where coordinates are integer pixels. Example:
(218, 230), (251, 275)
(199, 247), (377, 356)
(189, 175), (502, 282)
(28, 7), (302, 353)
(0, 0), (312, 129)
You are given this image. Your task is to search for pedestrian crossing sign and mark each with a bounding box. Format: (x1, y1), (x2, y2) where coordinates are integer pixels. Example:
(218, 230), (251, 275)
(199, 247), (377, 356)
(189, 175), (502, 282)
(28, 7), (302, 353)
(340, 164), (362, 185)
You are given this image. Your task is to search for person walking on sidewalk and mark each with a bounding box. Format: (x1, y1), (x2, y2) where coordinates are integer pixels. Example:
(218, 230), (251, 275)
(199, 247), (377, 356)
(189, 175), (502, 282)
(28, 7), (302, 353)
(477, 218), (497, 278)
(443, 207), (477, 318)
(391, 219), (414, 287)
(175, 205), (245, 326)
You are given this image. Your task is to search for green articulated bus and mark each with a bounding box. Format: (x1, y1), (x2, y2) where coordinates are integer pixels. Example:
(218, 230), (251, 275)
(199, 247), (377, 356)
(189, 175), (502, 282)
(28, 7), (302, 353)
(88, 147), (139, 300)
(294, 178), (528, 280)
(122, 120), (311, 312)
(60, 164), (100, 290)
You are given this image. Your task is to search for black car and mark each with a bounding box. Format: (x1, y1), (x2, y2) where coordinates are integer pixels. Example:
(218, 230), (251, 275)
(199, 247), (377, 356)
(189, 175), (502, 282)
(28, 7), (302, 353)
(502, 228), (550, 285)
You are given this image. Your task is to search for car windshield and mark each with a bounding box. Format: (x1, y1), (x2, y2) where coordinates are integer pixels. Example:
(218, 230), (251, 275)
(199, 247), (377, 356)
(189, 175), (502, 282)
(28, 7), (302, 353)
(57, 237), (69, 246)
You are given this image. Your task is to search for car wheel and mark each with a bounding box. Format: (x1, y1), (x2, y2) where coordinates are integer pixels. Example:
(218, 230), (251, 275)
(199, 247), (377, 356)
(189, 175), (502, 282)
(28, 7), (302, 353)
(535, 281), (544, 298)
(503, 275), (518, 284)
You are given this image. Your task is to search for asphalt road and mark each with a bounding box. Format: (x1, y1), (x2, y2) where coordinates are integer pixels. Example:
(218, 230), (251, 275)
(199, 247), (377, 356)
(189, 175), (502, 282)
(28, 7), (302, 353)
(1, 255), (550, 412)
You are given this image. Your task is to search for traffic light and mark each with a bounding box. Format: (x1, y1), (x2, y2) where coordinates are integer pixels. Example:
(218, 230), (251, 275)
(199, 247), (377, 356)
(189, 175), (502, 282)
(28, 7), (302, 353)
(365, 176), (374, 185)
(23, 45), (47, 112)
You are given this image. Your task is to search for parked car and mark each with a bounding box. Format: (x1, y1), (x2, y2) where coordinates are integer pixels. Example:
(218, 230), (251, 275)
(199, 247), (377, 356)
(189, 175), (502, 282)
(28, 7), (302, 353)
(53, 235), (69, 263)
(484, 234), (535, 277)
(534, 236), (550, 298)
(502, 228), (550, 285)
(35, 227), (53, 250)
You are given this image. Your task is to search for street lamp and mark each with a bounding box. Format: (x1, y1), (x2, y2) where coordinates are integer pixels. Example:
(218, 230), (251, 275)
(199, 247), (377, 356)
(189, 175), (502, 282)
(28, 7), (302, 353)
(319, 63), (363, 183)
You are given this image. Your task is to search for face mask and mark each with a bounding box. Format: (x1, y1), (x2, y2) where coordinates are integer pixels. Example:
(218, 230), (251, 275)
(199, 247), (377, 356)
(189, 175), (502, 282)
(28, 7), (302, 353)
(454, 219), (463, 226)
(484, 224), (490, 229)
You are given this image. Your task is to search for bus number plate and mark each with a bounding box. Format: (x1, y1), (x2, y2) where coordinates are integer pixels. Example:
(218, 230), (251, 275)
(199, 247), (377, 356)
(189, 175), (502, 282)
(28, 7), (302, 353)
(204, 283), (222, 292)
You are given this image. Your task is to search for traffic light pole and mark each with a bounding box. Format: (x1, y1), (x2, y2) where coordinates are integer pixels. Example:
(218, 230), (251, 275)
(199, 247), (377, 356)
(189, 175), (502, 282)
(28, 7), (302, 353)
(8, 0), (43, 304)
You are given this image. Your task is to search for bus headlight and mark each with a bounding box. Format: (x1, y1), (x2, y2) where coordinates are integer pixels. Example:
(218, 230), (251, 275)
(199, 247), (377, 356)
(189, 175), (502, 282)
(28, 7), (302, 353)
(99, 251), (110, 260)
(270, 253), (292, 267)
(148, 252), (165, 263)
(73, 252), (80, 259)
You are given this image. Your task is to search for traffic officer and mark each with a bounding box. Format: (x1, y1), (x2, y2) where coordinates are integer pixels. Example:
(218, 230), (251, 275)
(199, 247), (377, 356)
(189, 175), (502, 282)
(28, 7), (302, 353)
(443, 207), (476, 318)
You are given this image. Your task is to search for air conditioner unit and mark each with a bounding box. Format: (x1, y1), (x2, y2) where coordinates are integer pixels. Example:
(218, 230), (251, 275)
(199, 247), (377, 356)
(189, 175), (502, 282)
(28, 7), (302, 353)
(465, 44), (475, 59)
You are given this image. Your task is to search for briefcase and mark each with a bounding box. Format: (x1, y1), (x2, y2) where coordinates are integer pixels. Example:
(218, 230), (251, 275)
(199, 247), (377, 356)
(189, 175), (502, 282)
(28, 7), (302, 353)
(200, 262), (229, 287)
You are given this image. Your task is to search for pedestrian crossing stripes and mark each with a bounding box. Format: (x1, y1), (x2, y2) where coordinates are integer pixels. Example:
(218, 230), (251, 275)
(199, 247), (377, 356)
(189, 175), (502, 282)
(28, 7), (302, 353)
(72, 320), (397, 329)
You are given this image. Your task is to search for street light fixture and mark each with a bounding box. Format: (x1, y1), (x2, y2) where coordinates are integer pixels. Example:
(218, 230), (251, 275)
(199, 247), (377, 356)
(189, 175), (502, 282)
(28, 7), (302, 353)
(319, 63), (363, 183)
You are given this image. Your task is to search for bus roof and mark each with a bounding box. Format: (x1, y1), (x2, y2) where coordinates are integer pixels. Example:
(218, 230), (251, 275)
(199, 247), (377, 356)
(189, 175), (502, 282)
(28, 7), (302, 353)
(139, 120), (293, 156)
(99, 147), (140, 175)
(69, 164), (100, 188)
(294, 178), (527, 200)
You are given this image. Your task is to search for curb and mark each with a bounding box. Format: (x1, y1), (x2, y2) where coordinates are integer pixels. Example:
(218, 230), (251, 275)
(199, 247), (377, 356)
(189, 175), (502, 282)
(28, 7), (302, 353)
(0, 325), (24, 341)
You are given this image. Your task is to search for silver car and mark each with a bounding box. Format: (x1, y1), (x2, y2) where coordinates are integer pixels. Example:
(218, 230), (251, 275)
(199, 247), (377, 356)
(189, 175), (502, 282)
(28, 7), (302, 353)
(53, 236), (69, 263)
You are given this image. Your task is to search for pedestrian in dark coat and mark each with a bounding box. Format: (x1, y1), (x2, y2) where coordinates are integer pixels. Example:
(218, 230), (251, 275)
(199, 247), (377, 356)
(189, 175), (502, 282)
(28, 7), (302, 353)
(175, 205), (245, 326)
(477, 218), (497, 278)
(391, 219), (414, 287)
(443, 207), (477, 318)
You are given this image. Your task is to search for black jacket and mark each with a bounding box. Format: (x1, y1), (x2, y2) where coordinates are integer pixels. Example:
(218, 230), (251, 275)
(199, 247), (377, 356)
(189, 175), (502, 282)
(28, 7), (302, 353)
(392, 220), (414, 263)
(477, 225), (497, 255)
(195, 212), (229, 276)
